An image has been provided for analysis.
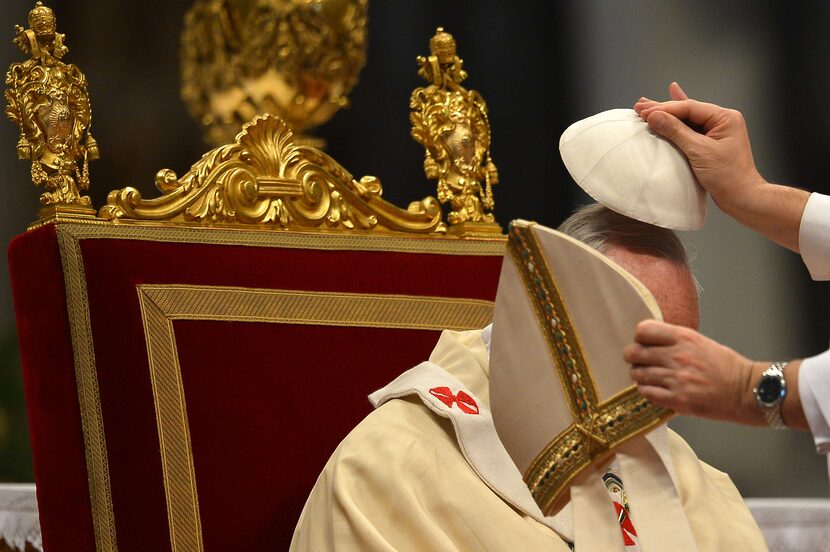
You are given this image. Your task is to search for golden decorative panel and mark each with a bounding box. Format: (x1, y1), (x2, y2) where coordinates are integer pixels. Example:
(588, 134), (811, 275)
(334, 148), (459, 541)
(6, 8), (506, 237)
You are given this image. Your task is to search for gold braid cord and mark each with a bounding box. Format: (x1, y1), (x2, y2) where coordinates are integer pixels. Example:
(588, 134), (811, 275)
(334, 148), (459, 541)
(100, 114), (445, 233)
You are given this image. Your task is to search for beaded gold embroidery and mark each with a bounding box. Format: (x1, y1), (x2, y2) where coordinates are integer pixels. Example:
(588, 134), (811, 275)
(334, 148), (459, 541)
(508, 222), (671, 513)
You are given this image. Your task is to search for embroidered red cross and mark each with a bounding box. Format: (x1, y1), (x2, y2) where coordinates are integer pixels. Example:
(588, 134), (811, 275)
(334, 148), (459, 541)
(428, 386), (479, 415)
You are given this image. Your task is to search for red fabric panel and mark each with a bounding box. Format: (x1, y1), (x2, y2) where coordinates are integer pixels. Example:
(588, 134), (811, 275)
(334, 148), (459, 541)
(80, 238), (500, 551)
(174, 321), (442, 550)
(79, 238), (502, 299)
(10, 232), (502, 551)
(7, 226), (96, 552)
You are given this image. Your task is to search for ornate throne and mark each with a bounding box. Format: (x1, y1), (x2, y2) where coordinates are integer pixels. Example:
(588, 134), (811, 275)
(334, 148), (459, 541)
(4, 2), (505, 551)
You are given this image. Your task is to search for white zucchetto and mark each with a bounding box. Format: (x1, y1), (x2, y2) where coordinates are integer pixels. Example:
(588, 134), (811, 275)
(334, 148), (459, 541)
(559, 108), (706, 231)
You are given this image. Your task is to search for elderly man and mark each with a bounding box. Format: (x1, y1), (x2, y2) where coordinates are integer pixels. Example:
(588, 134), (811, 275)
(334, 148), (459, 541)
(290, 204), (766, 551)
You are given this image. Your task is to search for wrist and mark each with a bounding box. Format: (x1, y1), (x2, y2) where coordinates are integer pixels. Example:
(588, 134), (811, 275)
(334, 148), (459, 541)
(713, 172), (767, 219)
(739, 360), (768, 426)
(716, 178), (809, 253)
(754, 361), (789, 429)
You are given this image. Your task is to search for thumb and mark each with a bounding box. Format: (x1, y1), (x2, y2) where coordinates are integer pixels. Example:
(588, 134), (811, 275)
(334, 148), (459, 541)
(647, 111), (704, 156)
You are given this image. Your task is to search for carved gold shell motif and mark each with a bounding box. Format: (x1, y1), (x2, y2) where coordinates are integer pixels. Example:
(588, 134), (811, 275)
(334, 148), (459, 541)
(101, 114), (445, 234)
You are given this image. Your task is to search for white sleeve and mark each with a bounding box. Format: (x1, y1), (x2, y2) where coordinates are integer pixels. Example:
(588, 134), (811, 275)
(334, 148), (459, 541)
(798, 193), (830, 281)
(799, 349), (830, 453)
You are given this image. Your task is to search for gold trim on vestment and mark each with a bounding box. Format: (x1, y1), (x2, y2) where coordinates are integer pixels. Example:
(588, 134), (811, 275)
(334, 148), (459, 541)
(509, 228), (599, 421)
(508, 223), (671, 514)
(56, 226), (118, 552)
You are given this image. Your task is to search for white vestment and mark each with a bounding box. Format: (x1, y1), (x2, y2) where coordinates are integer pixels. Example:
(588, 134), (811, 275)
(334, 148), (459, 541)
(290, 329), (767, 551)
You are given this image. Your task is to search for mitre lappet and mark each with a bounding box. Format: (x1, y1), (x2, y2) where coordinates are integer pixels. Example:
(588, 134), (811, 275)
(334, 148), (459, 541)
(489, 221), (698, 551)
(559, 108), (706, 231)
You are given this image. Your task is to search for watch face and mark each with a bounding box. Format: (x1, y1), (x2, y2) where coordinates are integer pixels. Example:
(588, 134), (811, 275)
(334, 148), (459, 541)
(757, 375), (784, 405)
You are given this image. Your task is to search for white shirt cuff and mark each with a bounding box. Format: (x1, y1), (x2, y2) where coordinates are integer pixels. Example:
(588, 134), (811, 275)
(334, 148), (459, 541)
(799, 350), (830, 453)
(799, 192), (830, 281)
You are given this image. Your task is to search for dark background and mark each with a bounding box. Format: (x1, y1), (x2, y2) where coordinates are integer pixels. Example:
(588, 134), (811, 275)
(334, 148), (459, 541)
(1, 0), (829, 496)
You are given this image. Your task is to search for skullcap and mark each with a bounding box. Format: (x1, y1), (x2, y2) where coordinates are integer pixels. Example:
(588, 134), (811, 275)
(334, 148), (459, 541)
(559, 108), (706, 231)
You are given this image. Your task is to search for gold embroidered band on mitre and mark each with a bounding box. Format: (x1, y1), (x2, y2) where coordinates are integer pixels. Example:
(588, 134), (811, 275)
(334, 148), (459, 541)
(508, 223), (671, 513)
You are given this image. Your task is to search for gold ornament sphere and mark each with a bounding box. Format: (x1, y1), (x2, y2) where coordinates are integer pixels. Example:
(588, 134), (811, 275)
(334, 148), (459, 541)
(180, 0), (368, 146)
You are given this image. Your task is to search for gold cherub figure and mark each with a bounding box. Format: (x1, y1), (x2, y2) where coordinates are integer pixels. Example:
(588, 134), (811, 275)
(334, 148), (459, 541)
(410, 28), (498, 230)
(5, 2), (99, 209)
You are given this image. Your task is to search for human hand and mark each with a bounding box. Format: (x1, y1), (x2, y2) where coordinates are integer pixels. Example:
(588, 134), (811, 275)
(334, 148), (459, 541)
(624, 320), (764, 425)
(633, 82), (766, 216)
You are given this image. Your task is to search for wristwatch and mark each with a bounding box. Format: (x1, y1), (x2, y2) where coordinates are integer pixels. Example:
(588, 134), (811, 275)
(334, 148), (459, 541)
(754, 361), (788, 430)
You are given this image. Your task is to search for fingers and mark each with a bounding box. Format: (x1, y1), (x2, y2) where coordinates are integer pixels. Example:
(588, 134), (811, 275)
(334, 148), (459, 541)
(629, 366), (676, 387)
(669, 81), (688, 101)
(635, 385), (677, 411)
(624, 342), (671, 367)
(634, 97), (656, 114)
(635, 82), (688, 111)
(638, 98), (723, 129)
(634, 98), (659, 114)
(633, 320), (680, 346)
(644, 111), (709, 156)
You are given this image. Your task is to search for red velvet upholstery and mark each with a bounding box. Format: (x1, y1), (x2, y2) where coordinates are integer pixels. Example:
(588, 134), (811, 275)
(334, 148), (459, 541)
(8, 224), (503, 551)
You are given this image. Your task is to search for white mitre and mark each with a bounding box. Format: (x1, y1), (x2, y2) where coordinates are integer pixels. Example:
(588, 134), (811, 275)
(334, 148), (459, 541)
(559, 108), (706, 231)
(489, 220), (698, 551)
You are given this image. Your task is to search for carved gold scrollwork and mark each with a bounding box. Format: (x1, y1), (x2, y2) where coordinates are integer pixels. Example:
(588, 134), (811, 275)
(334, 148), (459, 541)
(100, 114), (445, 234)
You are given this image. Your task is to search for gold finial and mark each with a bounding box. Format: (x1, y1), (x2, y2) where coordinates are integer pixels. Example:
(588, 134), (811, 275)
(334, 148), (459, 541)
(410, 28), (500, 237)
(429, 27), (456, 64)
(28, 2), (56, 35)
(179, 0), (368, 148)
(6, 1), (99, 226)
